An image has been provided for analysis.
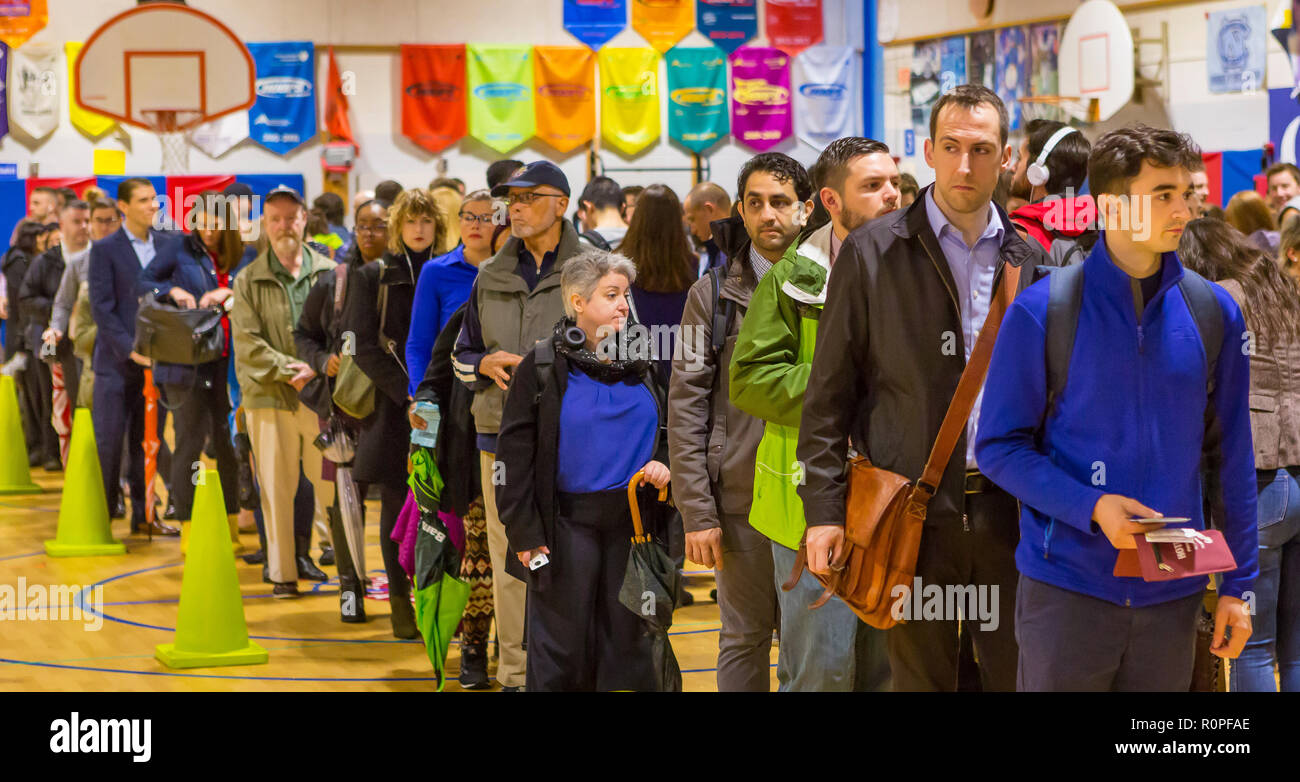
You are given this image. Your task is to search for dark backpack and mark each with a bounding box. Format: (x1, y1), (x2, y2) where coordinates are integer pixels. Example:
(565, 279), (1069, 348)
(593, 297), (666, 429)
(1043, 263), (1222, 423)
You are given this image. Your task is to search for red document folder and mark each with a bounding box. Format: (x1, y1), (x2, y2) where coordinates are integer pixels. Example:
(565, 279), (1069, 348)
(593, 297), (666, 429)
(1112, 529), (1237, 582)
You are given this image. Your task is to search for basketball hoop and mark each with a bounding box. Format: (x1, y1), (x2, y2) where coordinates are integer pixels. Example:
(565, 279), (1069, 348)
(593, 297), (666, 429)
(142, 110), (202, 174)
(1018, 95), (1101, 125)
(75, 4), (256, 175)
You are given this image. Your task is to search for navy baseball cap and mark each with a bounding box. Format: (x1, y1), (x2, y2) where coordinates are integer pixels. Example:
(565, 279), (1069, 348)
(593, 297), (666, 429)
(490, 161), (570, 198)
(263, 185), (305, 206)
(222, 182), (255, 198)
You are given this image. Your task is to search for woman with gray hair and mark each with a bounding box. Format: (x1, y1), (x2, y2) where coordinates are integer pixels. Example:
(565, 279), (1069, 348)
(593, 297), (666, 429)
(495, 249), (671, 691)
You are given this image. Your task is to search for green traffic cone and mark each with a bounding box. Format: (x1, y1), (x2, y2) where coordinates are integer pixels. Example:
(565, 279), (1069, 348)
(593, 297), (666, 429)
(0, 375), (41, 494)
(155, 469), (267, 668)
(44, 408), (124, 556)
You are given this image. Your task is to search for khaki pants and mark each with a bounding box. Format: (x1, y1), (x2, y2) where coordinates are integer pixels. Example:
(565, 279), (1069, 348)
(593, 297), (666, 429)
(247, 405), (336, 583)
(481, 450), (527, 688)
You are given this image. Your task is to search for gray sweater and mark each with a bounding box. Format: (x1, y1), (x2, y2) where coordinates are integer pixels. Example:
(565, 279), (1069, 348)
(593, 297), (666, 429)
(50, 245), (91, 334)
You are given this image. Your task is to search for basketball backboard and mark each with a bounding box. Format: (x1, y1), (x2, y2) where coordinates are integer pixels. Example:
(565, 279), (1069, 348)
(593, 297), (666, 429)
(74, 4), (255, 132)
(1059, 0), (1135, 122)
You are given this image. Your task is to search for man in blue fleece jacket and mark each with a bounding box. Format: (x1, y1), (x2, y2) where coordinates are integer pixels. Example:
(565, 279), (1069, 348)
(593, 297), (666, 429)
(976, 125), (1258, 691)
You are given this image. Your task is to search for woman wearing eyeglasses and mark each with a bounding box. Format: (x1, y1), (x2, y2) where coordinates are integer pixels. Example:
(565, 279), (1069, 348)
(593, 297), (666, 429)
(406, 190), (496, 387)
(343, 188), (446, 638)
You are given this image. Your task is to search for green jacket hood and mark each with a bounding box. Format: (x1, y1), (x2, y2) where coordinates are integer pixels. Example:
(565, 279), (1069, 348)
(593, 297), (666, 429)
(781, 222), (833, 306)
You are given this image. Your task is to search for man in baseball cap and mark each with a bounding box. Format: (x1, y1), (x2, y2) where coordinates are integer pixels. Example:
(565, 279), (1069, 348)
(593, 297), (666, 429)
(447, 158), (586, 689)
(489, 160), (570, 198)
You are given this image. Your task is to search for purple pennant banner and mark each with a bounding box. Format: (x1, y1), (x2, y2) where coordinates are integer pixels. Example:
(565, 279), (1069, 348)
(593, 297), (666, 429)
(730, 46), (792, 151)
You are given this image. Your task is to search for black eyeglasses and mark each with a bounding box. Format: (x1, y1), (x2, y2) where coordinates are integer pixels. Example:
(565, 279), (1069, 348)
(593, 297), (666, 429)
(356, 224), (389, 235)
(458, 212), (495, 224)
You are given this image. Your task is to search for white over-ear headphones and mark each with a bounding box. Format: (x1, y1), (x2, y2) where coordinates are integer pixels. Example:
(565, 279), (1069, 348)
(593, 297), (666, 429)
(1027, 126), (1079, 188)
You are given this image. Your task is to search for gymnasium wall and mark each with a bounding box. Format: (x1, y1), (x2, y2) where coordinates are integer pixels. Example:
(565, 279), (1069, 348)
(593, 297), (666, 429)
(1, 0), (865, 205)
(882, 0), (1285, 186)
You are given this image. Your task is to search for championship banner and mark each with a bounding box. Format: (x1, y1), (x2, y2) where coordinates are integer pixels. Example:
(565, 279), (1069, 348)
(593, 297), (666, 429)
(631, 0), (695, 53)
(730, 46), (792, 151)
(65, 42), (114, 137)
(247, 41), (316, 155)
(765, 0), (824, 56)
(666, 46), (728, 152)
(564, 0), (627, 51)
(794, 46), (853, 150)
(188, 111), (249, 159)
(696, 0), (756, 54)
(164, 175), (235, 230)
(8, 41), (58, 139)
(467, 44), (534, 154)
(534, 46), (595, 153)
(598, 47), (661, 156)
(0, 42), (9, 141)
(401, 44), (467, 154)
(0, 0), (45, 49)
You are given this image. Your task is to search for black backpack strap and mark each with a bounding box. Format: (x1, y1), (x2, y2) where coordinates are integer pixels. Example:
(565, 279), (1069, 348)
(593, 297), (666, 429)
(1044, 263), (1085, 423)
(580, 230), (611, 251)
(708, 265), (735, 361)
(1177, 269), (1223, 395)
(532, 339), (555, 404)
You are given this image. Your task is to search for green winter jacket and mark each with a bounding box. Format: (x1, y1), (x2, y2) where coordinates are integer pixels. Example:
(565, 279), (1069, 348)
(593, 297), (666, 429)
(728, 223), (833, 550)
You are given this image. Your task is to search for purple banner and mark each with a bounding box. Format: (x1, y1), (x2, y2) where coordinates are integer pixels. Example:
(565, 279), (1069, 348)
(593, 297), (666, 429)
(730, 46), (792, 151)
(0, 42), (8, 141)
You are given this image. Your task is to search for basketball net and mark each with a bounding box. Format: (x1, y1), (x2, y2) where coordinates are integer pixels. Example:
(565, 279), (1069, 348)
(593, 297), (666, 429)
(144, 110), (192, 174)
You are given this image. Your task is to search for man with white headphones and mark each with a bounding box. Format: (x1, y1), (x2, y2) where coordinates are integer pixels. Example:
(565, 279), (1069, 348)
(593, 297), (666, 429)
(1008, 119), (1096, 262)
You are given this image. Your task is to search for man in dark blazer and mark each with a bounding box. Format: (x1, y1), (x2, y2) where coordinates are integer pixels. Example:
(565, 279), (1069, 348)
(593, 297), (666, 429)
(87, 178), (179, 536)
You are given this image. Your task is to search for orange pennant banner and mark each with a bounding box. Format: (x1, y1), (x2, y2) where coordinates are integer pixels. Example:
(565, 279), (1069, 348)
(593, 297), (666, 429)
(632, 0), (694, 54)
(533, 46), (596, 153)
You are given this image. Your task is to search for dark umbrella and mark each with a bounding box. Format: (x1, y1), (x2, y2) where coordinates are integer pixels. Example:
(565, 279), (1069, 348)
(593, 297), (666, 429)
(617, 471), (683, 692)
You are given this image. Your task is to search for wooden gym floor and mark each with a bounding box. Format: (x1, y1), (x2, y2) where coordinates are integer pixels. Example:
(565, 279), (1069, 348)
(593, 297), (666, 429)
(0, 465), (779, 692)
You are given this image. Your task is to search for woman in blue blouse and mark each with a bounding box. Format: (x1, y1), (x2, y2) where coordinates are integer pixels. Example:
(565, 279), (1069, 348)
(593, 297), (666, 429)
(405, 189), (497, 396)
(496, 249), (671, 691)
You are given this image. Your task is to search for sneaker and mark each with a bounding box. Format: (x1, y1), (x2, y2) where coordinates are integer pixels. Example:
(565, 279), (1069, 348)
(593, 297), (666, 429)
(499, 685), (524, 693)
(318, 546), (335, 566)
(272, 581), (300, 599)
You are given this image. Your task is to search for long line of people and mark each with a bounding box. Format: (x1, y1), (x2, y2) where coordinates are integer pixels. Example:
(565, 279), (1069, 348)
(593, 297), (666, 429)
(4, 83), (1297, 693)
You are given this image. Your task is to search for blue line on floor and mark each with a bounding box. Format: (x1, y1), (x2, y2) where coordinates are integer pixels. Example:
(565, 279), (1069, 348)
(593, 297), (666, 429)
(0, 657), (441, 682)
(0, 550), (44, 562)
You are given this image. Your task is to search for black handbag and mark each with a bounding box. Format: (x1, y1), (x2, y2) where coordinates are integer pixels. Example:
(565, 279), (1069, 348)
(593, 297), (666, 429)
(133, 295), (225, 366)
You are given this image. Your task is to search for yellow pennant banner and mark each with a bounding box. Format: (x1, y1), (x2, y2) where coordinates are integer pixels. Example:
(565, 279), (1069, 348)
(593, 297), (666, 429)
(598, 48), (661, 156)
(632, 0), (695, 53)
(66, 42), (116, 137)
(534, 46), (595, 153)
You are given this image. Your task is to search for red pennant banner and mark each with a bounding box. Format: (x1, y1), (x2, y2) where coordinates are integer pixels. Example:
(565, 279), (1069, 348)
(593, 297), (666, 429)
(164, 175), (236, 231)
(401, 44), (468, 154)
(325, 46), (357, 151)
(765, 0), (823, 56)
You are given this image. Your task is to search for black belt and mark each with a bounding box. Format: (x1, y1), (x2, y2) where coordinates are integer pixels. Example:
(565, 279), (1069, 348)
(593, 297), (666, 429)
(964, 470), (998, 495)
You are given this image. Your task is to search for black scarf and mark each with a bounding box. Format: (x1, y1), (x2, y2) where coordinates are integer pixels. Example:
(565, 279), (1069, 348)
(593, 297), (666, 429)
(551, 317), (652, 384)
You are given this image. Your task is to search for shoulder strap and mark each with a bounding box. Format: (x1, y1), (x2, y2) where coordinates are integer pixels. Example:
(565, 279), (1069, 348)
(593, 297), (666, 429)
(533, 340), (555, 403)
(580, 230), (611, 251)
(333, 263), (349, 317)
(913, 262), (1022, 501)
(1045, 263), (1085, 420)
(708, 265), (735, 360)
(1177, 269), (1222, 395)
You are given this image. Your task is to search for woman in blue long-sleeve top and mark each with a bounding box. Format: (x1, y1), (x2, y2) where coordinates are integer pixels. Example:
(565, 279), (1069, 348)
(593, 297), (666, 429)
(405, 189), (496, 396)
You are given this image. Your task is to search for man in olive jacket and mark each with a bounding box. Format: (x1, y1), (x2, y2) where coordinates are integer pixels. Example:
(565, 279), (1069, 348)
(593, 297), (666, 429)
(231, 187), (336, 598)
(451, 161), (591, 690)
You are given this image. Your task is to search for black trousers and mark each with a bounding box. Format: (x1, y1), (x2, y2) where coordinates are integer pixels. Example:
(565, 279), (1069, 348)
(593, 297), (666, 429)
(29, 355), (57, 461)
(886, 486), (1021, 692)
(525, 490), (657, 692)
(356, 480), (407, 599)
(93, 364), (146, 509)
(164, 358), (238, 520)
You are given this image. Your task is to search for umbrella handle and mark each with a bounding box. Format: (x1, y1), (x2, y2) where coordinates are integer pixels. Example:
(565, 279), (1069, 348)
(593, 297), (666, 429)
(627, 471), (668, 540)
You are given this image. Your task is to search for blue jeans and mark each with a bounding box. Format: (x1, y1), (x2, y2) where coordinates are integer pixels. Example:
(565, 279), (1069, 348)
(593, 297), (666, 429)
(770, 542), (891, 691)
(1230, 468), (1300, 692)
